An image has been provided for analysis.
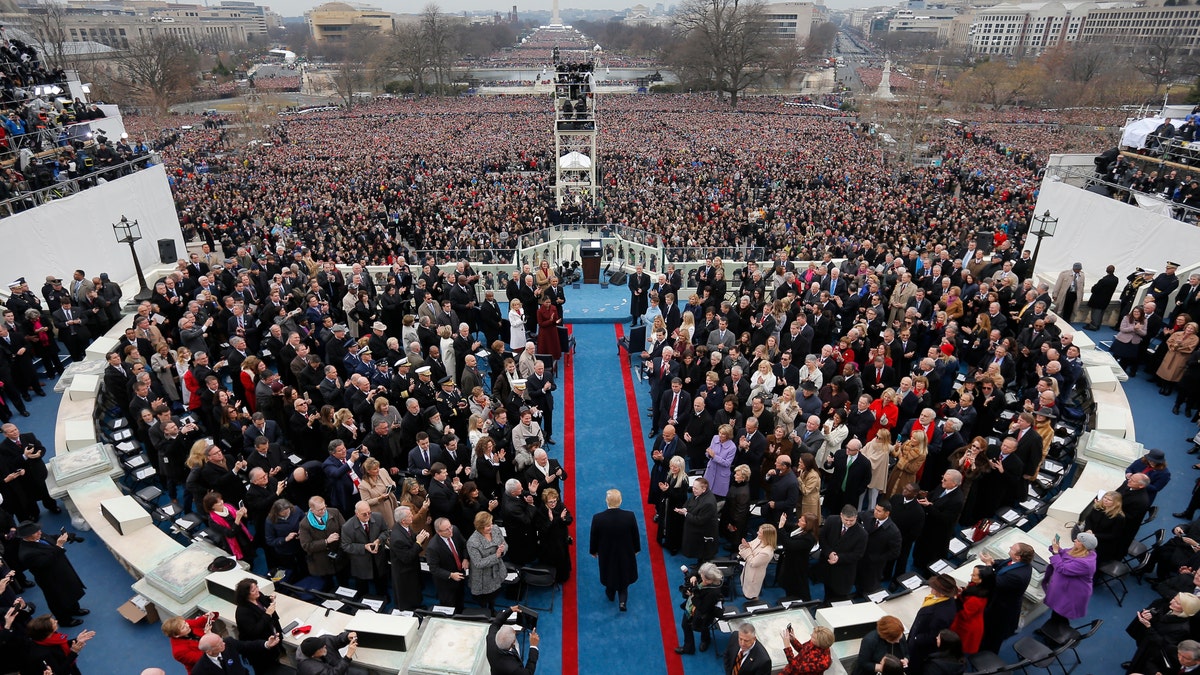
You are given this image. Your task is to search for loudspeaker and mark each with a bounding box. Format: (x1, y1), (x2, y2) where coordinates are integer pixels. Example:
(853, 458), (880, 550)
(157, 238), (178, 264)
(974, 231), (993, 253)
(609, 271), (627, 286)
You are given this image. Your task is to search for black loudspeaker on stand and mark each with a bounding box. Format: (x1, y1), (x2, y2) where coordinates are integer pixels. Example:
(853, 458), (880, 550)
(609, 271), (627, 286)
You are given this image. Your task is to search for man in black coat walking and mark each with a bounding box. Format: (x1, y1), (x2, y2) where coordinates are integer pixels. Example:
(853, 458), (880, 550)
(589, 488), (641, 610)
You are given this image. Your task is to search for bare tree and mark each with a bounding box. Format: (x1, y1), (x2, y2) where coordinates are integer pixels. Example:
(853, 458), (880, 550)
(804, 22), (837, 58)
(26, 2), (75, 72)
(1130, 33), (1191, 97)
(391, 22), (432, 95)
(325, 26), (380, 108)
(672, 0), (777, 108)
(420, 4), (459, 95)
(107, 35), (200, 115)
(952, 60), (1042, 110)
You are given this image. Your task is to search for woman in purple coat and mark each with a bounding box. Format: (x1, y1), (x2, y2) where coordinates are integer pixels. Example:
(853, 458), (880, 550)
(702, 424), (737, 497)
(1041, 531), (1099, 634)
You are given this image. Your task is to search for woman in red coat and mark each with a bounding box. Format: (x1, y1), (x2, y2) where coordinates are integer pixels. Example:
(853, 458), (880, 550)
(950, 564), (995, 654)
(162, 611), (217, 673)
(536, 296), (563, 361)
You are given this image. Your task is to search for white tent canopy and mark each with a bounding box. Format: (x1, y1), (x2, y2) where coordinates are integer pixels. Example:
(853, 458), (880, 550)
(559, 151), (592, 170)
(1121, 117), (1183, 149)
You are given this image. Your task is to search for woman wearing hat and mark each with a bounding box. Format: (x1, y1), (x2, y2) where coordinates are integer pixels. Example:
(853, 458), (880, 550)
(1126, 449), (1172, 505)
(1041, 532), (1099, 635)
(907, 573), (960, 675)
(1124, 592), (1200, 674)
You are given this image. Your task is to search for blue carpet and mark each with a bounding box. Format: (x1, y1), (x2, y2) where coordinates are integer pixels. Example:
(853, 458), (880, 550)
(29, 319), (1193, 674)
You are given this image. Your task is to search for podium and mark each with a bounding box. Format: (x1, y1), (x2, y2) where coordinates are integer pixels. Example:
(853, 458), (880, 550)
(580, 239), (602, 283)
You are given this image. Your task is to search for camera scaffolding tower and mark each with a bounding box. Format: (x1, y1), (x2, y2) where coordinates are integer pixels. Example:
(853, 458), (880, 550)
(553, 60), (598, 209)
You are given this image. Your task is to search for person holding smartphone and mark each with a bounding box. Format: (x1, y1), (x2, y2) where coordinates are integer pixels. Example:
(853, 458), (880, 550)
(233, 579), (283, 675)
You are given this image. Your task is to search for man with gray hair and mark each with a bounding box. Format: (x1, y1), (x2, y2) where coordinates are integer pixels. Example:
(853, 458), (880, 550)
(487, 606), (540, 674)
(193, 631), (279, 675)
(389, 505), (428, 610)
(724, 622), (770, 675)
(913, 469), (966, 569)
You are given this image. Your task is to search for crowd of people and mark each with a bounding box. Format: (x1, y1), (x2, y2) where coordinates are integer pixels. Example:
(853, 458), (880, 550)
(123, 92), (1136, 273)
(621, 245), (1195, 674)
(0, 75), (1194, 674)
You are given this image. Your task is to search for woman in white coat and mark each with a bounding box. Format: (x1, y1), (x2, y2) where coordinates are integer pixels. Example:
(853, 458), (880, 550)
(509, 298), (527, 350)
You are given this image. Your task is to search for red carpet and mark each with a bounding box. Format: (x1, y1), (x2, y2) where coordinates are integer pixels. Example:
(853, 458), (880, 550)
(562, 325), (579, 675)
(614, 324), (685, 675)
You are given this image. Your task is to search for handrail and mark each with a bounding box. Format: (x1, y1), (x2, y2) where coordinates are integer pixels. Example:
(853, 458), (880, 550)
(1042, 164), (1200, 224)
(0, 154), (155, 216)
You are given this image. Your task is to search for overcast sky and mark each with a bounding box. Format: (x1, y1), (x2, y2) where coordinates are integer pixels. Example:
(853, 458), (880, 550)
(263, 0), (890, 19)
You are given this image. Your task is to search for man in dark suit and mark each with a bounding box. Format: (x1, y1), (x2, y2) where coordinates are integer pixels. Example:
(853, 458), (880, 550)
(865, 355), (896, 396)
(407, 432), (448, 486)
(658, 378), (692, 435)
(341, 500), (390, 597)
(979, 541), (1036, 653)
(819, 504), (868, 602)
(52, 297), (90, 362)
(241, 412), (285, 452)
(589, 488), (641, 611)
(778, 315), (814, 359)
(0, 424), (59, 520)
(16, 521), (87, 625)
(193, 632), (279, 675)
(646, 349), (681, 435)
(735, 417), (768, 495)
(1010, 413), (1043, 482)
(857, 500), (902, 596)
(478, 290), (506, 346)
(487, 606), (540, 675)
(824, 440), (873, 515)
(762, 455), (800, 526)
(888, 482), (927, 581)
(426, 517), (468, 611)
(912, 469), (966, 570)
(724, 623), (771, 675)
(390, 505), (429, 611)
(628, 264), (651, 325)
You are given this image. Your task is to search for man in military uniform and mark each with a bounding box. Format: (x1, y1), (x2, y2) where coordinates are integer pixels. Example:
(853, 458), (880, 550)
(1147, 261), (1182, 316)
(411, 365), (437, 408)
(1116, 268), (1157, 328)
(5, 278), (43, 320)
(435, 376), (469, 440)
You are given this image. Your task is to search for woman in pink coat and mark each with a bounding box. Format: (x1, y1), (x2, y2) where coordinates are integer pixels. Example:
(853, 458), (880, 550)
(738, 523), (777, 600)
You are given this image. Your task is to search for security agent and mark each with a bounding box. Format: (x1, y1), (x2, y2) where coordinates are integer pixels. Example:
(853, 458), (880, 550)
(192, 631), (281, 675)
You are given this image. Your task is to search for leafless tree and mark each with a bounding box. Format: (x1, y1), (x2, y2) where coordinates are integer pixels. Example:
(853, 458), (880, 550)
(107, 35), (199, 115)
(672, 0), (776, 108)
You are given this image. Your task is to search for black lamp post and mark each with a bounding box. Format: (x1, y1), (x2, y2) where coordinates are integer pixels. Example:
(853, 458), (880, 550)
(1029, 209), (1058, 275)
(112, 215), (151, 302)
